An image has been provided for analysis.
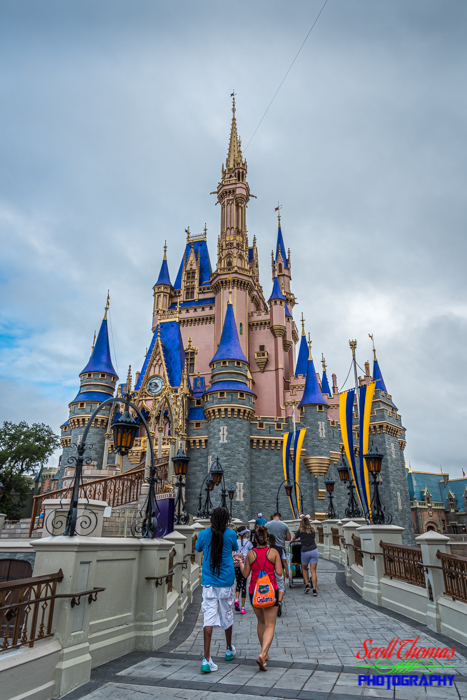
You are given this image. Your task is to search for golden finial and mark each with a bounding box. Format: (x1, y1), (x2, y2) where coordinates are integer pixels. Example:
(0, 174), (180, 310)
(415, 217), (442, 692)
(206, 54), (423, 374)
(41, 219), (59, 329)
(307, 333), (312, 360)
(126, 365), (132, 393)
(440, 465), (444, 475)
(91, 330), (96, 351)
(228, 287), (233, 305)
(275, 202), (282, 227)
(163, 240), (167, 260)
(104, 290), (110, 320)
(176, 297), (181, 317)
(231, 90), (236, 114)
(281, 281), (286, 296)
(369, 333), (376, 361)
(321, 353), (327, 373)
(300, 312), (305, 337)
(186, 226), (190, 243)
(203, 223), (207, 239)
(349, 340), (357, 357)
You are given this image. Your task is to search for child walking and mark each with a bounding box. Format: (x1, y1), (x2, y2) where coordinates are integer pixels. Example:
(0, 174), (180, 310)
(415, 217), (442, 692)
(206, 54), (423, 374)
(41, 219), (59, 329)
(234, 526), (253, 614)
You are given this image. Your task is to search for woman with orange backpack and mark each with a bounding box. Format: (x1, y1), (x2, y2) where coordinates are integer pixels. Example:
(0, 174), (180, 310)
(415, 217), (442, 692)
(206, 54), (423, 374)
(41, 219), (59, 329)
(239, 525), (283, 671)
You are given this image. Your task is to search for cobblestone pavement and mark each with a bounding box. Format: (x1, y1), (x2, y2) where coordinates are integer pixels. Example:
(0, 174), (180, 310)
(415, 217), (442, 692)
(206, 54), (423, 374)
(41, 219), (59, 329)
(65, 561), (467, 700)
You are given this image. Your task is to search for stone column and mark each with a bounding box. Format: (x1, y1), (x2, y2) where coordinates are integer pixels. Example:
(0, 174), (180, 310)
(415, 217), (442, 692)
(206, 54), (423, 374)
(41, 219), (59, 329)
(416, 530), (451, 632)
(322, 519), (340, 560)
(175, 524), (196, 602)
(357, 524), (404, 605)
(342, 521), (364, 586)
(42, 499), (107, 537)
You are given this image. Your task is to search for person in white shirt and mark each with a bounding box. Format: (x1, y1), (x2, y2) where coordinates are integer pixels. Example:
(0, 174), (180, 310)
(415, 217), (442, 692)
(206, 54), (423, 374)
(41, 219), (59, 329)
(233, 526), (253, 614)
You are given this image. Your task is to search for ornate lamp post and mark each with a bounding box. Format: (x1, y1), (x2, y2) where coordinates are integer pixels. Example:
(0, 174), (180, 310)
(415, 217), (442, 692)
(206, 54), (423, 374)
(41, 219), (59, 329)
(172, 448), (190, 525)
(63, 390), (163, 538)
(324, 477), (337, 519)
(364, 442), (392, 524)
(227, 488), (235, 518)
(337, 451), (362, 518)
(275, 478), (304, 516)
(196, 457), (235, 518)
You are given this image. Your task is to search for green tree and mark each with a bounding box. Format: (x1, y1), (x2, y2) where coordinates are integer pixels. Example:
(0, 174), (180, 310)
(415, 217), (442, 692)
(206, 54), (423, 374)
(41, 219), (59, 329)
(0, 421), (60, 519)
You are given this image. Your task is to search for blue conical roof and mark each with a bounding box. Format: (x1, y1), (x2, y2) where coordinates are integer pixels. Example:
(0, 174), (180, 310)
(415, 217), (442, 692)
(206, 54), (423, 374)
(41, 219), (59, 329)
(211, 303), (247, 364)
(156, 257), (172, 286)
(269, 276), (285, 302)
(81, 319), (117, 376)
(275, 226), (289, 269)
(299, 358), (329, 407)
(295, 334), (308, 377)
(373, 359), (388, 393)
(285, 304), (292, 318)
(321, 370), (332, 396)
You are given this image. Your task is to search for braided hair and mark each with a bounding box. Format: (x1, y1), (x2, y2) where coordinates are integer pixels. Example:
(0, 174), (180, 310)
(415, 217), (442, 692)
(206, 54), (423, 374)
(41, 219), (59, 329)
(210, 507), (230, 577)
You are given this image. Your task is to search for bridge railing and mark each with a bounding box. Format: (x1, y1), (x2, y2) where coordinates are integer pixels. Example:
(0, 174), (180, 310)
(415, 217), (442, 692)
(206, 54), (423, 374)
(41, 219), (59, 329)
(380, 540), (425, 587)
(351, 534), (363, 566)
(437, 550), (467, 602)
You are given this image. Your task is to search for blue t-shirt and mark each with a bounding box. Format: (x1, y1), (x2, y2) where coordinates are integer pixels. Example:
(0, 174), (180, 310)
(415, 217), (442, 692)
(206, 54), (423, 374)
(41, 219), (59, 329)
(195, 527), (238, 587)
(255, 517), (267, 526)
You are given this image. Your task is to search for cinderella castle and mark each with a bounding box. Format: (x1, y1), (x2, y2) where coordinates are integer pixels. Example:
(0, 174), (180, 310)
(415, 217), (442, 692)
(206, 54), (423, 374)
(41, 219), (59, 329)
(58, 99), (414, 541)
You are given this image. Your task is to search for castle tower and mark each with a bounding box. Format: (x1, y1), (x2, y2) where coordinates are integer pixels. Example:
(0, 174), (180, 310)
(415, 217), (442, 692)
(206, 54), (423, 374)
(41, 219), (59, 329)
(211, 97), (252, 362)
(298, 339), (332, 517)
(202, 295), (255, 521)
(272, 213), (293, 300)
(321, 355), (332, 397)
(58, 301), (118, 486)
(267, 273), (287, 416)
(295, 315), (308, 378)
(368, 345), (413, 542)
(152, 242), (173, 331)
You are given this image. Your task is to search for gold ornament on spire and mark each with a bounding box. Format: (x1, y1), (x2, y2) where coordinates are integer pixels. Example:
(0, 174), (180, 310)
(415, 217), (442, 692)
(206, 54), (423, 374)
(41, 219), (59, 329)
(126, 365), (132, 394)
(321, 353), (327, 373)
(163, 241), (167, 260)
(369, 333), (377, 361)
(226, 92), (244, 171)
(307, 333), (312, 360)
(275, 202), (282, 227)
(300, 312), (305, 336)
(186, 226), (190, 243)
(104, 290), (110, 320)
(92, 330), (96, 351)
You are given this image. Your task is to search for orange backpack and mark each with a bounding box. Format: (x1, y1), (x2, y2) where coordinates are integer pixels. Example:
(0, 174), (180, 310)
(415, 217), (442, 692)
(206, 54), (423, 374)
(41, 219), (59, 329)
(252, 570), (275, 608)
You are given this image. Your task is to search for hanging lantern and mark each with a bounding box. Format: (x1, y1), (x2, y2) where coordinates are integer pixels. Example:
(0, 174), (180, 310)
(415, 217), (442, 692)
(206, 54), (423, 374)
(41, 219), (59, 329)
(172, 448), (190, 476)
(284, 481), (293, 497)
(210, 458), (223, 485)
(111, 404), (139, 455)
(364, 442), (384, 474)
(337, 452), (350, 482)
(325, 478), (335, 493)
(228, 488), (235, 502)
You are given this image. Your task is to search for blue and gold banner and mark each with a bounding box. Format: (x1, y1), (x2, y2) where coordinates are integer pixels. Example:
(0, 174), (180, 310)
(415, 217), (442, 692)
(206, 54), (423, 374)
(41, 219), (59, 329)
(282, 431), (295, 517)
(359, 381), (376, 519)
(293, 429), (306, 517)
(339, 389), (364, 511)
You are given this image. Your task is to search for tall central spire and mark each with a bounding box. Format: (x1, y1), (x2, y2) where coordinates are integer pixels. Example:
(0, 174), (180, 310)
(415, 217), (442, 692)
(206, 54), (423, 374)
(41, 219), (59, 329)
(226, 95), (245, 172)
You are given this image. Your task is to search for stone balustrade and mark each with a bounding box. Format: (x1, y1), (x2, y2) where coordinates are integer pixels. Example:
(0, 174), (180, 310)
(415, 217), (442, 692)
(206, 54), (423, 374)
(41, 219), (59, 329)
(317, 518), (467, 647)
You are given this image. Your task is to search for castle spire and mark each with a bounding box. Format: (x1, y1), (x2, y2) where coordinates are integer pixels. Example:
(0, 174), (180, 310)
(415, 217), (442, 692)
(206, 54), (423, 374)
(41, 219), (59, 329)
(299, 341), (329, 408)
(226, 93), (244, 171)
(80, 302), (117, 377)
(300, 312), (305, 336)
(321, 353), (332, 396)
(211, 302), (247, 364)
(103, 290), (110, 320)
(155, 241), (172, 286)
(295, 321), (309, 377)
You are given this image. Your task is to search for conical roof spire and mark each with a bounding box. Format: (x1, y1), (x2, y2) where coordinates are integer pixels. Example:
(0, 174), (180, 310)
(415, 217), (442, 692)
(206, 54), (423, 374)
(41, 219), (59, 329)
(275, 219), (289, 269)
(299, 340), (329, 408)
(226, 94), (245, 171)
(80, 299), (117, 377)
(295, 314), (308, 376)
(155, 241), (172, 286)
(211, 301), (247, 364)
(268, 272), (286, 302)
(321, 354), (332, 396)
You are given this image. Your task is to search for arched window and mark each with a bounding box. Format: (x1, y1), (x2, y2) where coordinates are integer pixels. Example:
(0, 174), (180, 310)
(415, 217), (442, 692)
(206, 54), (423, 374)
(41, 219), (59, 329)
(227, 258), (232, 267)
(278, 264), (282, 274)
(239, 323), (243, 335)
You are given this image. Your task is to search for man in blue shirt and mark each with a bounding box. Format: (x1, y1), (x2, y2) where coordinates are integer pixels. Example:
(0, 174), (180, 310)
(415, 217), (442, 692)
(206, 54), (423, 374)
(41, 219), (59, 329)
(195, 507), (238, 673)
(255, 512), (267, 527)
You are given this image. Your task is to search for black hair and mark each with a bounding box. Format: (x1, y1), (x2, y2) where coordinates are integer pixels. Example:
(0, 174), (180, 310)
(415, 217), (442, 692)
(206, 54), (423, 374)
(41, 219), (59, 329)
(255, 525), (268, 547)
(268, 533), (276, 545)
(273, 512), (281, 518)
(210, 507), (230, 577)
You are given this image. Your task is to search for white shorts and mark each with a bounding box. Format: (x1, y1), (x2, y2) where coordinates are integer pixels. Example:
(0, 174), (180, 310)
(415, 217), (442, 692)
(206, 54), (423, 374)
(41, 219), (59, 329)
(201, 585), (234, 630)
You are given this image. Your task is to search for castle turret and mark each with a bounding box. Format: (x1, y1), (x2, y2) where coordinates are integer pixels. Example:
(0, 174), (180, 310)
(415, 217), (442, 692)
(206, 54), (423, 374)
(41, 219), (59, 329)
(321, 355), (332, 397)
(58, 299), (118, 486)
(295, 314), (309, 378)
(272, 212), (292, 301)
(152, 242), (172, 330)
(202, 295), (255, 521)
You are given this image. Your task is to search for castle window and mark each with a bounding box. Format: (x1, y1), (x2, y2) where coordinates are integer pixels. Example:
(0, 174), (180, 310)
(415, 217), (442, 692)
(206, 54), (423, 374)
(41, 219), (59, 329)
(100, 373), (106, 378)
(63, 426), (68, 432)
(235, 361), (241, 367)
(239, 392), (245, 399)
(185, 288), (195, 300)
(218, 392), (226, 398)
(317, 405), (324, 412)
(186, 270), (196, 281)
(278, 264), (283, 273)
(258, 422), (264, 429)
(227, 258), (232, 267)
(79, 402), (85, 409)
(204, 395), (209, 402)
(186, 351), (196, 374)
(239, 323), (243, 335)
(221, 360), (228, 367)
(87, 373), (92, 378)
(259, 345), (265, 352)
(276, 423), (282, 430)
(195, 399), (202, 406)
(195, 422), (201, 429)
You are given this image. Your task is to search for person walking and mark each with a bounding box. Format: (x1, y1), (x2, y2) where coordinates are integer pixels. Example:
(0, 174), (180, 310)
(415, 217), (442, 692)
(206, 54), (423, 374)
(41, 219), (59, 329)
(240, 525), (283, 671)
(255, 512), (267, 527)
(265, 512), (291, 551)
(195, 507), (238, 673)
(234, 526), (253, 614)
(292, 515), (318, 595)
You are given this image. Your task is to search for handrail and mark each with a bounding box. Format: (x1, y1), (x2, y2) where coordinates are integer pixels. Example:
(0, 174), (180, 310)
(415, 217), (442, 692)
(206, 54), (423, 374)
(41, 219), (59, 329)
(0, 569), (63, 591)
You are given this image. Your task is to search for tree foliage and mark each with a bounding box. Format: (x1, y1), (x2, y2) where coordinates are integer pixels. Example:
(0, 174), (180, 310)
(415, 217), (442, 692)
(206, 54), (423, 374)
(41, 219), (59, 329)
(0, 421), (60, 519)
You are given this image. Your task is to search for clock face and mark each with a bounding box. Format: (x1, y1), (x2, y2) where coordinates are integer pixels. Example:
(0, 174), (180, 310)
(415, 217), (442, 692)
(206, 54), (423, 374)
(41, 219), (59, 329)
(147, 376), (164, 395)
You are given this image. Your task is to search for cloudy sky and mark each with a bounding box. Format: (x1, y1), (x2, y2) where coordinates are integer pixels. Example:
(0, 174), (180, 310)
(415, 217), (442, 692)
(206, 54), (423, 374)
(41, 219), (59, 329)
(1, 1), (466, 476)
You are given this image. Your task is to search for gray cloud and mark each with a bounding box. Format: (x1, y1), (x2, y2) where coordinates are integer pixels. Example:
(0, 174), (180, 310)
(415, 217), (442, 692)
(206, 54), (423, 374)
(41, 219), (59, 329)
(1, 0), (466, 474)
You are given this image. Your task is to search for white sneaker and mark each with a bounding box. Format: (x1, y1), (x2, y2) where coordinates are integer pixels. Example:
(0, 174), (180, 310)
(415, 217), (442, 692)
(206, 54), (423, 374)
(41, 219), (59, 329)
(201, 657), (218, 673)
(225, 644), (236, 661)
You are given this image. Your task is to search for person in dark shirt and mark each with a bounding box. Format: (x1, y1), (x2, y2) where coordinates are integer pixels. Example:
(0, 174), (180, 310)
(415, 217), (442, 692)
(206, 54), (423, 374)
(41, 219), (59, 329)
(292, 516), (318, 595)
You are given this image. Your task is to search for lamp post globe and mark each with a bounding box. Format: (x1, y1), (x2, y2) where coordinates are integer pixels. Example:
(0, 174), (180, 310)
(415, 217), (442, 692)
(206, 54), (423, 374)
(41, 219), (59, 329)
(172, 448), (190, 476)
(111, 400), (139, 456)
(210, 458), (223, 485)
(172, 448), (190, 525)
(324, 477), (337, 519)
(284, 481), (293, 498)
(337, 450), (362, 519)
(227, 487), (235, 518)
(364, 441), (391, 524)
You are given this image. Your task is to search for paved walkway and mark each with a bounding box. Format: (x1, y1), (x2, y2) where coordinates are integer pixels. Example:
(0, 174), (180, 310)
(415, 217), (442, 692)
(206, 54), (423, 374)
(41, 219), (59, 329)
(65, 561), (467, 700)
